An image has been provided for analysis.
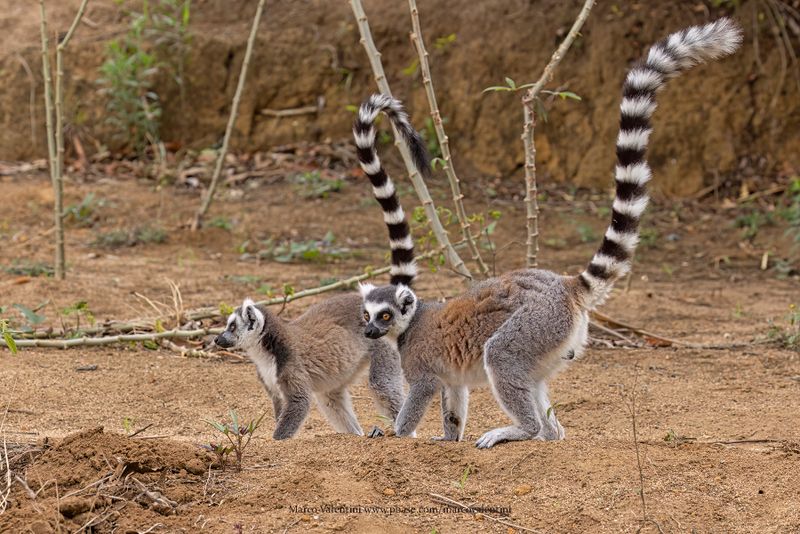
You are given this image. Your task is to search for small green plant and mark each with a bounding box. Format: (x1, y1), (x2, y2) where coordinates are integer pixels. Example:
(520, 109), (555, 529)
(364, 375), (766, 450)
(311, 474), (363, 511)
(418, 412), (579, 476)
(421, 117), (443, 159)
(65, 193), (106, 227)
(60, 301), (96, 333)
(0, 309), (18, 355)
(483, 78), (581, 122)
(253, 232), (349, 263)
(12, 303), (46, 332)
(209, 217), (234, 231)
(768, 304), (800, 349)
(98, 0), (191, 153)
(122, 417), (135, 435)
(452, 464), (472, 491)
(92, 226), (167, 249)
(576, 223), (597, 243)
(2, 261), (53, 277)
(639, 227), (659, 249)
(780, 177), (800, 245)
(434, 33), (456, 51)
(735, 210), (771, 240)
(203, 410), (267, 471)
(291, 171), (345, 199)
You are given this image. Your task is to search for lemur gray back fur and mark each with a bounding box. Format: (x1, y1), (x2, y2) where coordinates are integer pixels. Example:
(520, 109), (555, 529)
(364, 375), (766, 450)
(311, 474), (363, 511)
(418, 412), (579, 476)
(358, 19), (742, 448)
(352, 93), (430, 287)
(215, 294), (405, 440)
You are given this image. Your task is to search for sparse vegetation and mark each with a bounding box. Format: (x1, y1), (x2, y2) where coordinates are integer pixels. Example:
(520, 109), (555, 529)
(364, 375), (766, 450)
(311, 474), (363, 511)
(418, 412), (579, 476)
(242, 232), (350, 263)
(291, 171), (345, 199)
(92, 226), (168, 249)
(65, 193), (106, 227)
(98, 0), (191, 153)
(0, 309), (18, 354)
(203, 410), (266, 471)
(768, 303), (800, 349)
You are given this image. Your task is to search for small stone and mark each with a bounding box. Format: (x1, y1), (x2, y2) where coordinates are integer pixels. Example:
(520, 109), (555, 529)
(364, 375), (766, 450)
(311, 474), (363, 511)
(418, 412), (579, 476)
(383, 488), (396, 496)
(513, 484), (532, 496)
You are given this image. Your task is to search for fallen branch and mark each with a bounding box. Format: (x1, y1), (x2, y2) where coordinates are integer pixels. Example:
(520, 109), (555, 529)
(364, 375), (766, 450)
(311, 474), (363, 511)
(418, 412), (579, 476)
(3, 249), (444, 347)
(407, 0), (488, 277)
(2, 328), (222, 350)
(429, 493), (541, 533)
(591, 311), (687, 347)
(521, 0), (595, 267)
(349, 0), (472, 280)
(193, 0), (266, 230)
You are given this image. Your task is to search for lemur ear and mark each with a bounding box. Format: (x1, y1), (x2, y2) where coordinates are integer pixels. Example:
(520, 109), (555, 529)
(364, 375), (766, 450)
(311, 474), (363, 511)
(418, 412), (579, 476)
(358, 282), (376, 299)
(395, 285), (417, 315)
(242, 298), (262, 330)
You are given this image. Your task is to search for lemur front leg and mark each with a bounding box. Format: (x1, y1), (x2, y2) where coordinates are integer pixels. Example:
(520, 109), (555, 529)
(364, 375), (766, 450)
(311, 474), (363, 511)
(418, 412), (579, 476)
(432, 385), (469, 441)
(367, 343), (405, 423)
(273, 389), (311, 440)
(394, 377), (439, 437)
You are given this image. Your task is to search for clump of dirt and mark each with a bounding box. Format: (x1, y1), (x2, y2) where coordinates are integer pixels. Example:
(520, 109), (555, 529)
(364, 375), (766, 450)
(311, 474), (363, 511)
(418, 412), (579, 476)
(0, 427), (214, 533)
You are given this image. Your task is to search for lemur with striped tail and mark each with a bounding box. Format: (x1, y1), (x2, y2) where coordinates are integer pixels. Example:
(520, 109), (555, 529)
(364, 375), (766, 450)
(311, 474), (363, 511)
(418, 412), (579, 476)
(357, 19), (742, 448)
(214, 97), (431, 440)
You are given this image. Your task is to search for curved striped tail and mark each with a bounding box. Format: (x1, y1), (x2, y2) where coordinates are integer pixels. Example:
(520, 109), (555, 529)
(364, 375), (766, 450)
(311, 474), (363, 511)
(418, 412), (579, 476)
(579, 18), (742, 308)
(353, 94), (430, 286)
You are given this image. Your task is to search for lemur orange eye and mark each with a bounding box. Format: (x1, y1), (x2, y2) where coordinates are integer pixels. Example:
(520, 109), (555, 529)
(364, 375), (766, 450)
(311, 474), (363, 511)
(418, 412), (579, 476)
(363, 312), (370, 322)
(382, 312), (392, 321)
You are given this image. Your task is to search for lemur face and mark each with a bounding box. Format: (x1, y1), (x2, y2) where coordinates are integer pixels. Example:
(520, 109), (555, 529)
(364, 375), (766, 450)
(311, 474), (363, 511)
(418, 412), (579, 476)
(359, 283), (418, 339)
(214, 299), (264, 349)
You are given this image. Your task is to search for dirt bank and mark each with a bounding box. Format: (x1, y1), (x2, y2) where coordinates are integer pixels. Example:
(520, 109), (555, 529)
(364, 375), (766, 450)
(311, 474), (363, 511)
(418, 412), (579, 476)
(1, 0), (798, 195)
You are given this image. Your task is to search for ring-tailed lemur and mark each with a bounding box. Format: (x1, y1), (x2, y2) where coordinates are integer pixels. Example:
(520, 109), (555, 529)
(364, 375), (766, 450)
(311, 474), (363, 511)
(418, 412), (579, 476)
(357, 19), (742, 448)
(215, 297), (403, 439)
(215, 95), (430, 440)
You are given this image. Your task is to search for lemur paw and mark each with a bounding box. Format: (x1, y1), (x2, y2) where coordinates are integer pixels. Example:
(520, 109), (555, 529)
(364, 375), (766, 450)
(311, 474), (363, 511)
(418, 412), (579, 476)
(366, 426), (384, 438)
(431, 435), (459, 442)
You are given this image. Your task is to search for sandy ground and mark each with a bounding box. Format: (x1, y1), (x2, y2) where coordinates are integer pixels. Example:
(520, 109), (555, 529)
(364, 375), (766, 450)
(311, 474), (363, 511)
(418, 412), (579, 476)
(1, 169), (799, 533)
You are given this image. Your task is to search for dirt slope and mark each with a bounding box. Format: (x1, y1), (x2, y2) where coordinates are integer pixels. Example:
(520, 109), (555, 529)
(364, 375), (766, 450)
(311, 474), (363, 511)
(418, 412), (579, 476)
(1, 0), (798, 194)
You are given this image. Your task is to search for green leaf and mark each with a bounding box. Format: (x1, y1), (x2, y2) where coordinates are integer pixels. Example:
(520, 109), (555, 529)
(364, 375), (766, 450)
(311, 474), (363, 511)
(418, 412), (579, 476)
(3, 332), (17, 355)
(13, 304), (45, 326)
(481, 86), (513, 93)
(504, 77), (516, 89)
(558, 91), (581, 101)
(229, 409), (239, 434)
(344, 104), (358, 113)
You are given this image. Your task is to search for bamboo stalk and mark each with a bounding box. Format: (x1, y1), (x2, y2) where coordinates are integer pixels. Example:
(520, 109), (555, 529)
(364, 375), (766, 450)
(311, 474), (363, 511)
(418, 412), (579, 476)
(192, 0), (266, 230)
(39, 0), (64, 280)
(349, 0), (472, 281)
(521, 0), (595, 268)
(407, 0), (488, 277)
(3, 328), (222, 350)
(52, 0), (89, 280)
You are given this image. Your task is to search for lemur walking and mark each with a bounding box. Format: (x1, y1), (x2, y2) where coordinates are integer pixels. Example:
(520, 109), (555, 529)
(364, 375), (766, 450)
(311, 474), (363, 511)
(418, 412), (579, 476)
(214, 97), (432, 439)
(357, 19), (742, 448)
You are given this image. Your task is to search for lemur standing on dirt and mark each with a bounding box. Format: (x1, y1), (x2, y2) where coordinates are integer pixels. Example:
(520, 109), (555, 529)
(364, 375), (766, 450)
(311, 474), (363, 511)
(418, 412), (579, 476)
(214, 97), (432, 440)
(357, 19), (742, 448)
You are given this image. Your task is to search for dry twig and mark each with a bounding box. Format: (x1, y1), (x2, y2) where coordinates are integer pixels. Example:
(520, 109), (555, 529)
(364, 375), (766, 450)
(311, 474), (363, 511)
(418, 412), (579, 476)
(349, 0), (472, 280)
(521, 0), (595, 267)
(193, 0), (266, 230)
(407, 0), (488, 277)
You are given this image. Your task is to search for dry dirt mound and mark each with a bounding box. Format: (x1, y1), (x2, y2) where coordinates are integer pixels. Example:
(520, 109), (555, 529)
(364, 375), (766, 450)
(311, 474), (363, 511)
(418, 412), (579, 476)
(1, 0), (798, 195)
(0, 427), (213, 533)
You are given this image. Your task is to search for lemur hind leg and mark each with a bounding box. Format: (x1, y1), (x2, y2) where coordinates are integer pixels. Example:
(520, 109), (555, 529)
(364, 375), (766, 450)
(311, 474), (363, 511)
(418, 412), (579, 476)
(477, 305), (572, 448)
(432, 385), (469, 441)
(367, 343), (406, 422)
(315, 389), (364, 436)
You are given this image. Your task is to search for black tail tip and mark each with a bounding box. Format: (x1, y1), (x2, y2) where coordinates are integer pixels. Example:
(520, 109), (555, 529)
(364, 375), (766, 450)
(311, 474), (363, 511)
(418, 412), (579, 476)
(409, 132), (432, 178)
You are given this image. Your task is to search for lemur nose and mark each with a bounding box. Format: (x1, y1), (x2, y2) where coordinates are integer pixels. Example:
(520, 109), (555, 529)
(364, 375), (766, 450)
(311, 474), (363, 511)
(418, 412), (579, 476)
(364, 325), (381, 339)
